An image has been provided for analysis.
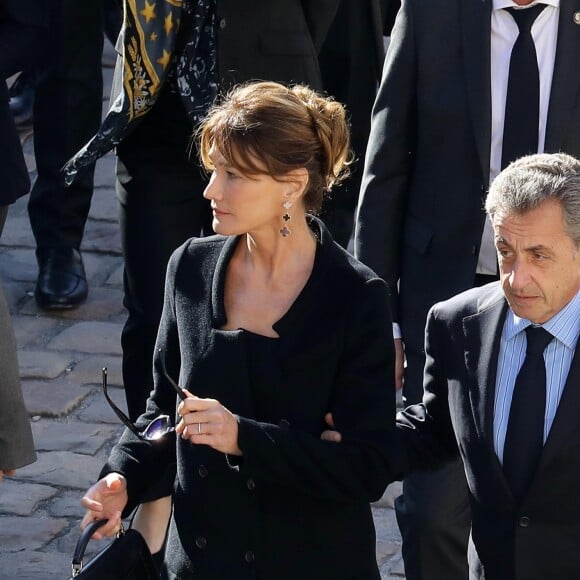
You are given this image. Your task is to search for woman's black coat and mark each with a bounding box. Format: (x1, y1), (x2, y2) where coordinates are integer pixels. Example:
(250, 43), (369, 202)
(102, 219), (397, 580)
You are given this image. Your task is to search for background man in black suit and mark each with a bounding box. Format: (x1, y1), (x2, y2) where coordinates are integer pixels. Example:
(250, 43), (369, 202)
(28, 0), (104, 310)
(395, 152), (580, 579)
(354, 0), (580, 577)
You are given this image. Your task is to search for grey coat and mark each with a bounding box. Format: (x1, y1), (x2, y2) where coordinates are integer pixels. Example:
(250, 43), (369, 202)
(0, 253), (35, 471)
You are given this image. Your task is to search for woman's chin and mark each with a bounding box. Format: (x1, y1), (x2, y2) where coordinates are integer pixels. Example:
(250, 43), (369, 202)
(212, 221), (239, 237)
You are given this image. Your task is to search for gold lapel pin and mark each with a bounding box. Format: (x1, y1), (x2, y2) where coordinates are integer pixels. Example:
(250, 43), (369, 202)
(574, 11), (580, 24)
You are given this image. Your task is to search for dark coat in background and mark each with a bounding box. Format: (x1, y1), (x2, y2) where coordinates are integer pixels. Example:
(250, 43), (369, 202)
(0, 0), (47, 205)
(318, 0), (389, 246)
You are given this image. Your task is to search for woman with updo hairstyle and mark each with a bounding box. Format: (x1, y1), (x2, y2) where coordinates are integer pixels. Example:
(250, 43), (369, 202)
(80, 81), (396, 580)
(199, 81), (351, 213)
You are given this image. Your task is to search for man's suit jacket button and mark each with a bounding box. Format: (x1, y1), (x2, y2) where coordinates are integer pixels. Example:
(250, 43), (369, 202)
(244, 550), (255, 563)
(219, 18), (227, 29)
(198, 465), (208, 478)
(246, 478), (256, 491)
(518, 516), (530, 527)
(195, 536), (207, 549)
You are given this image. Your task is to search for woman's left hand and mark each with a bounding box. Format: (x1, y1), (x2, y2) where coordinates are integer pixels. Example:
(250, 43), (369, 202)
(176, 391), (242, 455)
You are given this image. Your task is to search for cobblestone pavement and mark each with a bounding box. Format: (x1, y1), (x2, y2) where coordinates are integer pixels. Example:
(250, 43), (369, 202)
(0, 42), (404, 580)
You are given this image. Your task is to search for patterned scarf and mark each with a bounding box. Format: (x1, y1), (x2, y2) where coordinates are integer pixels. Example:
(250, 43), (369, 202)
(167, 0), (218, 123)
(64, 0), (216, 183)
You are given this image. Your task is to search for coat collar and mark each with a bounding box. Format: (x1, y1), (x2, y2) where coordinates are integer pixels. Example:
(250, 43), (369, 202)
(462, 283), (506, 446)
(536, 335), (580, 470)
(461, 284), (517, 505)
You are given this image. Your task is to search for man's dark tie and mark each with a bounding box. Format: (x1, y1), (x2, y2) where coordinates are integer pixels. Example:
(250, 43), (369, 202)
(503, 325), (553, 503)
(501, 4), (546, 170)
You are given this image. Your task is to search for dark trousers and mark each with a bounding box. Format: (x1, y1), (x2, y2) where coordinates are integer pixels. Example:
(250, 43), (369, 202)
(396, 458), (471, 580)
(395, 343), (470, 580)
(28, 0), (103, 250)
(117, 89), (211, 420)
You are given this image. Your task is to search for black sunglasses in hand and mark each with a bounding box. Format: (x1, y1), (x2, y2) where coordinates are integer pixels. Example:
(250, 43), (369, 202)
(101, 355), (186, 442)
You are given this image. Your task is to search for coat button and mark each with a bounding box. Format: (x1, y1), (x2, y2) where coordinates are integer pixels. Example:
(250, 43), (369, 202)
(198, 465), (208, 478)
(195, 536), (207, 549)
(246, 478), (256, 491)
(244, 550), (255, 563)
(518, 516), (530, 528)
(219, 18), (227, 29)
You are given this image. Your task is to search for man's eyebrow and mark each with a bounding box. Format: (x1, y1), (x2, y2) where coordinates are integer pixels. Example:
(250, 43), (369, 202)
(495, 237), (553, 254)
(524, 244), (553, 254)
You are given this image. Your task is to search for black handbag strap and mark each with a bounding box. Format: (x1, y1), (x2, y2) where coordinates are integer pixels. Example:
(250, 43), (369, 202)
(72, 518), (123, 577)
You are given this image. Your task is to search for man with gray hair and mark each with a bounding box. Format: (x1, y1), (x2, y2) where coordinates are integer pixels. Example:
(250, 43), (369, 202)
(393, 152), (580, 578)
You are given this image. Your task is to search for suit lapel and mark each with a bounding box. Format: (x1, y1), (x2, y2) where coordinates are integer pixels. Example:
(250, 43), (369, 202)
(463, 289), (516, 507)
(537, 343), (580, 467)
(460, 0), (492, 184)
(463, 288), (506, 447)
(545, 0), (580, 150)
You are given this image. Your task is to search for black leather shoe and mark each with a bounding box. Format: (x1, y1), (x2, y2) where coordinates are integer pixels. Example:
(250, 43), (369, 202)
(9, 71), (35, 128)
(35, 248), (88, 310)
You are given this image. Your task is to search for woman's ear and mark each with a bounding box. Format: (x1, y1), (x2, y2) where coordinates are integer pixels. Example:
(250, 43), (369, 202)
(284, 168), (309, 203)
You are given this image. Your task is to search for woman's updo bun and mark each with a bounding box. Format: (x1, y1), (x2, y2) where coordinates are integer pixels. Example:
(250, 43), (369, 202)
(198, 81), (352, 212)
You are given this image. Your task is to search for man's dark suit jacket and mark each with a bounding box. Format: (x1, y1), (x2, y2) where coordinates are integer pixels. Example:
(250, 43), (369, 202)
(1, 0), (47, 26)
(102, 219), (397, 580)
(396, 283), (580, 579)
(355, 0), (580, 397)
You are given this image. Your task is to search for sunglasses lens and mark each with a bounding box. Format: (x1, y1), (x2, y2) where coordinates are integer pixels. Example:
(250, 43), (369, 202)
(143, 416), (171, 441)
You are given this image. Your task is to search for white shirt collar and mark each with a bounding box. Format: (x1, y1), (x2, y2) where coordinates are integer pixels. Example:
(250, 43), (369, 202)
(493, 0), (559, 11)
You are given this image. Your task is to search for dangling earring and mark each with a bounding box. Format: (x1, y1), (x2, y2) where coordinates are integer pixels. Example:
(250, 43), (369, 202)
(280, 199), (293, 237)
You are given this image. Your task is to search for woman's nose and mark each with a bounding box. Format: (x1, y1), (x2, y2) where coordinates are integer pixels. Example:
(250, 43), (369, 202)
(203, 172), (219, 200)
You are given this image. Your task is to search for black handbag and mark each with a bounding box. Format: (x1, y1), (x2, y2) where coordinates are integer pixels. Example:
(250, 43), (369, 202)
(68, 518), (158, 579)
